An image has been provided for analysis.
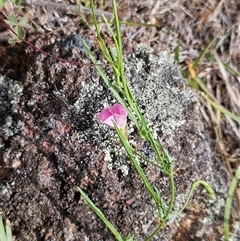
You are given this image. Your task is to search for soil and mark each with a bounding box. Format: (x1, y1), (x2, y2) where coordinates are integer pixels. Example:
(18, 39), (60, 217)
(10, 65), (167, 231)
(0, 1), (240, 241)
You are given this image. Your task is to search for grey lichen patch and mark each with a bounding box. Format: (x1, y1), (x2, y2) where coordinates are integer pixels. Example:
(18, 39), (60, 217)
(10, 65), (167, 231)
(72, 70), (115, 143)
(0, 75), (23, 113)
(72, 70), (130, 175)
(0, 75), (23, 147)
(105, 147), (130, 176)
(124, 43), (196, 135)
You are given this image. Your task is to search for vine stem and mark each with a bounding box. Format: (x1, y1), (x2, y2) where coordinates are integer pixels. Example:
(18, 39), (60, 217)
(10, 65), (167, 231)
(145, 169), (175, 241)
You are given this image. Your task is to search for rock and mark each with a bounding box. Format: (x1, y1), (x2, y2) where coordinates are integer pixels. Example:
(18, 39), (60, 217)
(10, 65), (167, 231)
(0, 35), (237, 240)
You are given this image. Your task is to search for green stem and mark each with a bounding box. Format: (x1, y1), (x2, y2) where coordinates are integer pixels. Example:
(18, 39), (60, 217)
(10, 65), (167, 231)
(114, 123), (165, 219)
(224, 166), (240, 241)
(177, 180), (215, 216)
(77, 187), (124, 241)
(145, 169), (175, 241)
(132, 149), (162, 169)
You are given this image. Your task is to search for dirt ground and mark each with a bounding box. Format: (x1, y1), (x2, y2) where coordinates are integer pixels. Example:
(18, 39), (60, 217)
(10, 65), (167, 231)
(0, 0), (240, 241)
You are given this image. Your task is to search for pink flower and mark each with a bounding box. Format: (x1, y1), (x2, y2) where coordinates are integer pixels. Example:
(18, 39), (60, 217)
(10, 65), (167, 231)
(97, 103), (127, 130)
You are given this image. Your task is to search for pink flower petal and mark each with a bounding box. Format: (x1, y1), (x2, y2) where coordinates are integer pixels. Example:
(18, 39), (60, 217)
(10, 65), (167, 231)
(102, 116), (115, 128)
(97, 103), (127, 129)
(109, 104), (127, 116)
(96, 109), (111, 121)
(113, 113), (127, 129)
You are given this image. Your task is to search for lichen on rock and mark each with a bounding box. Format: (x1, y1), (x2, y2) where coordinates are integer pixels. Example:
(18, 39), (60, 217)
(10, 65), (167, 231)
(0, 36), (232, 241)
(124, 43), (196, 135)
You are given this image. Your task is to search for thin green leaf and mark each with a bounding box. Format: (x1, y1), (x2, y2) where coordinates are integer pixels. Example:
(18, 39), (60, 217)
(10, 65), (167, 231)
(101, 13), (121, 77)
(112, 0), (122, 58)
(102, 14), (119, 51)
(206, 53), (239, 77)
(113, 122), (163, 215)
(145, 170), (175, 241)
(215, 31), (231, 50)
(90, 0), (113, 63)
(154, 186), (168, 217)
(14, 0), (21, 5)
(5, 220), (12, 241)
(194, 77), (213, 97)
(192, 36), (217, 69)
(223, 63), (240, 77)
(173, 43), (180, 66)
(224, 166), (240, 241)
(77, 0), (81, 13)
(177, 180), (215, 215)
(123, 236), (135, 241)
(187, 79), (199, 91)
(205, 95), (240, 124)
(77, 187), (124, 241)
(0, 215), (7, 241)
(206, 53), (216, 63)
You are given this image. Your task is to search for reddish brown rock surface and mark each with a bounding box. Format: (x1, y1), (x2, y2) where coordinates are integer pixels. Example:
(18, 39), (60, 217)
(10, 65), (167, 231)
(0, 36), (238, 241)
